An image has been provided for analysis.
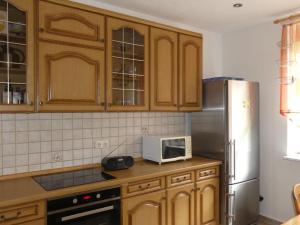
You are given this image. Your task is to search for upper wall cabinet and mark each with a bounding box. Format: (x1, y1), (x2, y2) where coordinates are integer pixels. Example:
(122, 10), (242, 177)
(179, 34), (202, 112)
(106, 17), (149, 111)
(38, 1), (105, 49)
(38, 42), (105, 111)
(150, 28), (178, 111)
(0, 0), (35, 112)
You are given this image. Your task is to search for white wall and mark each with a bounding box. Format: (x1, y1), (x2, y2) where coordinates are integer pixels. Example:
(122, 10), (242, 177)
(72, 0), (223, 77)
(223, 22), (300, 222)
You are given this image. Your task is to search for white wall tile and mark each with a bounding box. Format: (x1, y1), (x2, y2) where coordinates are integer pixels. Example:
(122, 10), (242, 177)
(0, 112), (186, 175)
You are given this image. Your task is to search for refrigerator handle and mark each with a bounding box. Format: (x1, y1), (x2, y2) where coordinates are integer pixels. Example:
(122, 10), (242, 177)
(226, 140), (234, 179)
(226, 191), (236, 224)
(233, 139), (236, 180)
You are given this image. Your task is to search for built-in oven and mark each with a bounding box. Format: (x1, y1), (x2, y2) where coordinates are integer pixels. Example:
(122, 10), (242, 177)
(47, 187), (120, 225)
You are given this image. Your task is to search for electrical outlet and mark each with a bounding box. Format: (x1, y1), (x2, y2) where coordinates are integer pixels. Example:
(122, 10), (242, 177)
(52, 152), (63, 162)
(95, 140), (110, 149)
(141, 126), (149, 135)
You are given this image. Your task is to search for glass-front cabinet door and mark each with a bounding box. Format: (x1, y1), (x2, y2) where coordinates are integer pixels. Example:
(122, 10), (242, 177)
(106, 17), (149, 111)
(0, 0), (34, 112)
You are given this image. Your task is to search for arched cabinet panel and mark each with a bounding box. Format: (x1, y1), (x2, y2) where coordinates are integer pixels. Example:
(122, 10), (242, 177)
(150, 27), (178, 111)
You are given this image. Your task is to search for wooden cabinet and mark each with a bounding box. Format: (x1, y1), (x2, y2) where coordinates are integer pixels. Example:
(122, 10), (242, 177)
(106, 17), (149, 111)
(195, 178), (219, 225)
(0, 0), (35, 112)
(38, 42), (105, 111)
(167, 183), (195, 225)
(150, 28), (178, 111)
(122, 190), (166, 225)
(179, 34), (202, 111)
(38, 0), (105, 49)
(0, 201), (45, 225)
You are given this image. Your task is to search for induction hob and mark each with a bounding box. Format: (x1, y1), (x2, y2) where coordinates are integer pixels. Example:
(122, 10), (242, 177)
(33, 168), (115, 191)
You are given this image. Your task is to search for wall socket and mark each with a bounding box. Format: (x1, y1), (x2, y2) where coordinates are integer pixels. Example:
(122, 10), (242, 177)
(52, 152), (63, 162)
(95, 139), (110, 149)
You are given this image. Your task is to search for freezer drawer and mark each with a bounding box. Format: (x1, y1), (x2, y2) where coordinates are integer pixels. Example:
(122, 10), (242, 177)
(227, 179), (259, 225)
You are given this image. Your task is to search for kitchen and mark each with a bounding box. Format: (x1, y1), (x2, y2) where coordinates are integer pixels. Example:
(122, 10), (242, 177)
(0, 0), (300, 225)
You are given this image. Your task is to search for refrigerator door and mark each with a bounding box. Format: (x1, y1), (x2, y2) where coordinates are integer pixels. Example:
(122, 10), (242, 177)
(226, 80), (259, 184)
(227, 179), (259, 225)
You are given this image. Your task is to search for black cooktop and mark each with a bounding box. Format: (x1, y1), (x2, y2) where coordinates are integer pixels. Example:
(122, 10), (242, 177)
(33, 168), (115, 191)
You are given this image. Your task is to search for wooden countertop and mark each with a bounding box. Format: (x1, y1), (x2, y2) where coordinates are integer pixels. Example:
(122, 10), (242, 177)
(0, 157), (221, 208)
(281, 215), (300, 225)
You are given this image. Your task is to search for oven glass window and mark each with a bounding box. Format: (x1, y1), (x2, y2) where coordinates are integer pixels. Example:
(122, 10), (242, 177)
(162, 138), (186, 159)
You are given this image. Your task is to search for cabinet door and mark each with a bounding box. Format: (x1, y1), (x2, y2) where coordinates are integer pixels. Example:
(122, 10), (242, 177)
(38, 42), (105, 111)
(150, 28), (178, 111)
(122, 190), (166, 225)
(167, 183), (195, 225)
(106, 17), (149, 111)
(179, 34), (202, 111)
(196, 178), (219, 225)
(0, 0), (35, 112)
(38, 1), (105, 49)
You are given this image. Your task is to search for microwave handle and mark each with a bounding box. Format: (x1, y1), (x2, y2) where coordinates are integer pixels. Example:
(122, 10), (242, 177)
(61, 205), (114, 222)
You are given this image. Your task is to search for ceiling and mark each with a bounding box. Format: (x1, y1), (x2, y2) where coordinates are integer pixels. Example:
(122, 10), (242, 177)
(92, 0), (300, 32)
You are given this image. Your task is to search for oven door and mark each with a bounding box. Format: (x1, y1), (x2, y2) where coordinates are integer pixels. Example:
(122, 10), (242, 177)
(161, 138), (186, 159)
(47, 200), (120, 225)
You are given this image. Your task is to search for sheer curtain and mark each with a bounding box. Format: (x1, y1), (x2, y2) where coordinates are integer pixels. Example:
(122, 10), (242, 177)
(280, 22), (300, 123)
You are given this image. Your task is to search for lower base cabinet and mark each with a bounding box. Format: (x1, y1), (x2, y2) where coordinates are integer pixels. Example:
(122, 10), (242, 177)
(167, 183), (195, 225)
(196, 178), (219, 225)
(122, 190), (167, 225)
(22, 219), (45, 225)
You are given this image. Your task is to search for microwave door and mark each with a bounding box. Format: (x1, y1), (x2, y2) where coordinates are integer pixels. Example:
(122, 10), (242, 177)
(162, 138), (186, 159)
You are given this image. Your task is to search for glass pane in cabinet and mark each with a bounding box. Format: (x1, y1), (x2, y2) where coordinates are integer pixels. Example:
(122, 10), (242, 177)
(8, 3), (25, 24)
(0, 42), (7, 61)
(112, 89), (123, 105)
(0, 62), (7, 82)
(11, 83), (26, 104)
(0, 20), (7, 42)
(134, 45), (144, 60)
(133, 76), (144, 90)
(134, 90), (144, 105)
(112, 41), (123, 57)
(124, 43), (133, 58)
(112, 73), (123, 89)
(8, 23), (25, 43)
(0, 1), (6, 17)
(0, 83), (10, 104)
(10, 63), (26, 83)
(123, 75), (133, 89)
(124, 59), (134, 74)
(135, 60), (144, 75)
(124, 28), (133, 43)
(112, 57), (123, 73)
(124, 90), (134, 105)
(134, 31), (144, 45)
(9, 43), (25, 63)
(112, 28), (122, 41)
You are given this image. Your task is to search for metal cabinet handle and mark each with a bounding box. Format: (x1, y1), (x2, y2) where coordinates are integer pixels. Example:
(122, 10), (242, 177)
(100, 38), (105, 43)
(0, 211), (21, 221)
(39, 101), (43, 106)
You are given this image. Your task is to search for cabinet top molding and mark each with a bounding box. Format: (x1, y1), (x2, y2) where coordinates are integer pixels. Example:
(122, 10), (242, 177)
(41, 0), (203, 38)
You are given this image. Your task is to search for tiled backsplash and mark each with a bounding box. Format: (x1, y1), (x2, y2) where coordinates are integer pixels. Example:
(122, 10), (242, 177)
(0, 112), (186, 176)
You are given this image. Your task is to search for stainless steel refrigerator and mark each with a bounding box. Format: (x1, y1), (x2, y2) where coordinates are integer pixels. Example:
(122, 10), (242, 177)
(192, 78), (259, 225)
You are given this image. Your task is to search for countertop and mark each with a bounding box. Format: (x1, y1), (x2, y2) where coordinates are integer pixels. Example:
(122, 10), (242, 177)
(281, 215), (300, 225)
(0, 157), (221, 208)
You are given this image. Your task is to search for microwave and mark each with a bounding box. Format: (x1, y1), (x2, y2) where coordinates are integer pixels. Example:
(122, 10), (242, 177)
(142, 136), (192, 164)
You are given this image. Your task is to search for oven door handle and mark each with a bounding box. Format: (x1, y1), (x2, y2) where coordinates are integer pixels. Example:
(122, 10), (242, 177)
(61, 205), (114, 222)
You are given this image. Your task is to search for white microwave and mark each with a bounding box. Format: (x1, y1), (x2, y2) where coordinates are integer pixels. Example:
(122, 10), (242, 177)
(142, 136), (192, 164)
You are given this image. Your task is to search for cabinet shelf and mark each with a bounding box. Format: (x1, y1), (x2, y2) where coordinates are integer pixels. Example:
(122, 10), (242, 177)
(112, 88), (144, 92)
(112, 56), (144, 62)
(112, 40), (144, 47)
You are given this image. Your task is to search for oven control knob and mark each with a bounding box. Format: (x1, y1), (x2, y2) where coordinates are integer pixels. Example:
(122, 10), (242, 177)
(96, 194), (101, 199)
(73, 198), (78, 204)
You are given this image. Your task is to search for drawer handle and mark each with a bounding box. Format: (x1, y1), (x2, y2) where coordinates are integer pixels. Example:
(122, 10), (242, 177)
(0, 211), (21, 221)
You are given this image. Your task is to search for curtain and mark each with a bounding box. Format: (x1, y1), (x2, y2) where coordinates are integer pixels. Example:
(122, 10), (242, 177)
(280, 22), (300, 122)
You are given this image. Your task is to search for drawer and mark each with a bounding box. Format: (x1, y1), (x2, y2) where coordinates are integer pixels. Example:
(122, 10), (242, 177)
(196, 167), (219, 180)
(39, 1), (105, 48)
(123, 177), (165, 197)
(167, 171), (194, 187)
(0, 201), (45, 225)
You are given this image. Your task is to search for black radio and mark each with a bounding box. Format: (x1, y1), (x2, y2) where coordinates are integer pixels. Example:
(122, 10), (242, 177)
(101, 156), (134, 171)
